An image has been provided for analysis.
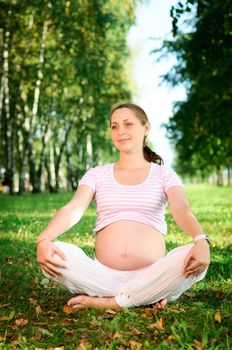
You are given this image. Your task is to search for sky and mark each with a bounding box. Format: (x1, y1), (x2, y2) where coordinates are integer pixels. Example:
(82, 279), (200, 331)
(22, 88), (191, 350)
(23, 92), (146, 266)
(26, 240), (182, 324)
(127, 0), (186, 166)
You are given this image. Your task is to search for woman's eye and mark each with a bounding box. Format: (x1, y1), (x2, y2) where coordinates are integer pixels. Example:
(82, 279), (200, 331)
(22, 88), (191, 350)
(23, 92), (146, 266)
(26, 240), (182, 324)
(126, 123), (133, 126)
(111, 125), (116, 129)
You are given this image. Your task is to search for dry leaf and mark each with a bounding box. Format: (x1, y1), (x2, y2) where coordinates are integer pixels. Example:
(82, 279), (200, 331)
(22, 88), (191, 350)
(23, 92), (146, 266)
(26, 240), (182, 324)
(167, 335), (175, 341)
(37, 327), (53, 337)
(64, 329), (75, 335)
(35, 305), (42, 314)
(0, 303), (11, 308)
(129, 340), (142, 350)
(34, 328), (42, 341)
(0, 310), (15, 321)
(29, 297), (38, 305)
(113, 331), (123, 339)
(105, 309), (117, 315)
(32, 321), (47, 326)
(131, 328), (143, 335)
(194, 339), (204, 349)
(148, 318), (165, 330)
(214, 312), (221, 323)
(46, 310), (58, 316)
(76, 340), (90, 350)
(15, 318), (28, 327)
(184, 292), (196, 299)
(63, 305), (73, 314)
(61, 318), (73, 326)
(0, 315), (12, 321)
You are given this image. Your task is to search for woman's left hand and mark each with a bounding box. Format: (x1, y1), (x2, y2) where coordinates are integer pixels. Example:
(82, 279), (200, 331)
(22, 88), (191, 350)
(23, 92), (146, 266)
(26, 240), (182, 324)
(183, 240), (210, 278)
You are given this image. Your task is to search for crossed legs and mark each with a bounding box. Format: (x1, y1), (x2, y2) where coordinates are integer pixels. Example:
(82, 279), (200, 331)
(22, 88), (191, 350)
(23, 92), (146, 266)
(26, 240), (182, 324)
(43, 241), (207, 310)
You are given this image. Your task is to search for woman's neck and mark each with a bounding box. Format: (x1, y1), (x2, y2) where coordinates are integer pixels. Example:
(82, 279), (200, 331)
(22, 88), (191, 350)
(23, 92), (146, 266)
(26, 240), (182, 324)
(115, 153), (150, 169)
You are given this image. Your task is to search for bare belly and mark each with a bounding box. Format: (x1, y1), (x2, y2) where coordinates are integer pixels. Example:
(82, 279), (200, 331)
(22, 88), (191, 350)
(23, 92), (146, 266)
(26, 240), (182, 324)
(95, 220), (166, 271)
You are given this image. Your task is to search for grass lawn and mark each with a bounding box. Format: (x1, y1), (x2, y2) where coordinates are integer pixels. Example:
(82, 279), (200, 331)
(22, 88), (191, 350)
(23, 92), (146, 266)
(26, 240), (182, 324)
(0, 185), (231, 349)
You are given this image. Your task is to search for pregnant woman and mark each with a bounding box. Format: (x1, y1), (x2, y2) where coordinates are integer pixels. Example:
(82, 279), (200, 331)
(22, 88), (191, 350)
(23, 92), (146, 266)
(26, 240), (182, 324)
(37, 102), (210, 311)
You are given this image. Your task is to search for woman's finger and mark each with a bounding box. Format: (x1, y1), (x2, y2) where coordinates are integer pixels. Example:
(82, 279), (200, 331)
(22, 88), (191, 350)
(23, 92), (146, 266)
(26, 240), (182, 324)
(46, 256), (67, 269)
(53, 246), (66, 261)
(184, 259), (201, 272)
(184, 266), (207, 277)
(41, 261), (63, 276)
(40, 264), (58, 278)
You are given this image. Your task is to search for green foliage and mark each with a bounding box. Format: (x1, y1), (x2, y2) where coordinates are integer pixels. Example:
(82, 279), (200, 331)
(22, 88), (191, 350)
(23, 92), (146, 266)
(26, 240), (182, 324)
(0, 186), (231, 348)
(0, 0), (139, 193)
(156, 0), (232, 180)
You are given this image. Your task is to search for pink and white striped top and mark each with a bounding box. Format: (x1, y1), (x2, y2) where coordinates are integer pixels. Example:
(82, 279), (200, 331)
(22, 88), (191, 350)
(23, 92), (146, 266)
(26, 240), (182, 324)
(79, 162), (184, 236)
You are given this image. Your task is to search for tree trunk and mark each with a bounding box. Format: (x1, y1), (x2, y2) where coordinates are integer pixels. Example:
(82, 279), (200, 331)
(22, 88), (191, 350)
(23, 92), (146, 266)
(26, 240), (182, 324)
(53, 126), (71, 192)
(44, 154), (55, 193)
(2, 30), (14, 193)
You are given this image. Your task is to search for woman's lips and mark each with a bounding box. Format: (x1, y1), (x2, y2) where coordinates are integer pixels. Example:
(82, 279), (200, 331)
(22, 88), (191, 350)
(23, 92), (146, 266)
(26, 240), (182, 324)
(118, 138), (130, 142)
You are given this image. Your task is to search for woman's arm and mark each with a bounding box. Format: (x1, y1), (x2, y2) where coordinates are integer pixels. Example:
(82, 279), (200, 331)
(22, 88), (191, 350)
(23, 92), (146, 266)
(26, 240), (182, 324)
(37, 185), (94, 277)
(37, 185), (94, 243)
(167, 186), (210, 277)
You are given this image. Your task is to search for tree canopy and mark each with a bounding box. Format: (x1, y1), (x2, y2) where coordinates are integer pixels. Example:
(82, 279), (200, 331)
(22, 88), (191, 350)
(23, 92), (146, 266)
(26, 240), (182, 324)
(155, 0), (232, 184)
(0, 0), (139, 193)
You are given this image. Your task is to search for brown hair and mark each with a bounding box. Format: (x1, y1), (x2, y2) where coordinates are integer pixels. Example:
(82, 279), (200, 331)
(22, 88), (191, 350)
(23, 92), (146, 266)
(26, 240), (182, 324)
(110, 102), (163, 165)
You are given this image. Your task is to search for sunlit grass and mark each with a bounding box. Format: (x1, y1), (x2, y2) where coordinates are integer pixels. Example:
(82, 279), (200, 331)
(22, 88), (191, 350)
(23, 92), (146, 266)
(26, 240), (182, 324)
(0, 185), (231, 349)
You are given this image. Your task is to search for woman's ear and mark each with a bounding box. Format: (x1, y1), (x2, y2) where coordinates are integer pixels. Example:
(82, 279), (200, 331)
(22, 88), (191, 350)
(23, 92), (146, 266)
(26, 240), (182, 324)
(145, 123), (151, 135)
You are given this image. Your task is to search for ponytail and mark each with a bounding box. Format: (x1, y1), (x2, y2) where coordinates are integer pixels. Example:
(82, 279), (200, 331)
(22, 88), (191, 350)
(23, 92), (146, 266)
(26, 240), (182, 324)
(143, 144), (163, 165)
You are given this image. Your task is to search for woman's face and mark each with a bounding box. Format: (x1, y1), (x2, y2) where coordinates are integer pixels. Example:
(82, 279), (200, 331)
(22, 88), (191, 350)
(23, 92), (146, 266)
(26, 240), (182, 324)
(110, 108), (150, 154)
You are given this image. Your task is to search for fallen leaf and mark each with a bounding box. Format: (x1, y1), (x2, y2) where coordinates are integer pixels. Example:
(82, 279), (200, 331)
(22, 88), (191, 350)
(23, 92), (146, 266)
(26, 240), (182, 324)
(148, 318), (165, 330)
(89, 321), (101, 327)
(34, 328), (42, 341)
(32, 321), (47, 326)
(215, 312), (221, 323)
(61, 318), (73, 326)
(0, 303), (11, 308)
(131, 328), (143, 335)
(46, 310), (58, 316)
(129, 340), (142, 350)
(37, 327), (53, 337)
(113, 331), (123, 339)
(184, 292), (196, 299)
(167, 335), (175, 341)
(194, 339), (204, 349)
(15, 318), (28, 327)
(0, 310), (15, 321)
(63, 305), (73, 314)
(105, 309), (117, 315)
(29, 297), (38, 305)
(35, 305), (42, 314)
(76, 340), (90, 350)
(0, 316), (12, 321)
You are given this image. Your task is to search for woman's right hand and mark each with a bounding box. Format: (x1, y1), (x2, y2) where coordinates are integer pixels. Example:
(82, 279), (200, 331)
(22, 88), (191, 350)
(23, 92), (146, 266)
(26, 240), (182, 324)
(37, 240), (67, 277)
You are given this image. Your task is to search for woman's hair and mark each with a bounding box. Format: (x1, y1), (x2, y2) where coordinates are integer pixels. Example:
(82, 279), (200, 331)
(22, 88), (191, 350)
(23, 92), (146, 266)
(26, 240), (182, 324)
(110, 102), (164, 165)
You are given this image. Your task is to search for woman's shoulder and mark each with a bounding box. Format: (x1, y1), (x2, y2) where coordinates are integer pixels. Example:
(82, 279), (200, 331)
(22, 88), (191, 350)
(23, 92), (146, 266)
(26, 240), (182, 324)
(151, 162), (177, 173)
(91, 163), (112, 177)
(93, 162), (112, 171)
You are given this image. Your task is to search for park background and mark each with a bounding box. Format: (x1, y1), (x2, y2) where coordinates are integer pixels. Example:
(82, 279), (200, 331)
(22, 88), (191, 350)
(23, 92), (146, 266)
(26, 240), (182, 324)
(0, 0), (231, 349)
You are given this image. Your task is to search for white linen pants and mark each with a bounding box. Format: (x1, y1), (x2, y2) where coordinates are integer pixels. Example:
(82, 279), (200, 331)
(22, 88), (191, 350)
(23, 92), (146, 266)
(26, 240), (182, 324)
(45, 241), (208, 308)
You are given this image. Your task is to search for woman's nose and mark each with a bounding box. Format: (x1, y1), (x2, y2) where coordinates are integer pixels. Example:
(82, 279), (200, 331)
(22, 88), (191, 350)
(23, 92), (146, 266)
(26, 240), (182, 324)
(118, 127), (126, 136)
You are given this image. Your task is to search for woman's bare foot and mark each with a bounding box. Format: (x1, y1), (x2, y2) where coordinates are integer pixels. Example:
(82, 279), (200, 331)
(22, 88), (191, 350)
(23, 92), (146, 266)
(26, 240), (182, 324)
(67, 295), (122, 311)
(153, 298), (168, 311)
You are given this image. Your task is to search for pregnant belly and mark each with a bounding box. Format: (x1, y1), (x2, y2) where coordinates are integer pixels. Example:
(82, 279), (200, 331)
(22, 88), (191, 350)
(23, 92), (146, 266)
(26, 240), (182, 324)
(95, 220), (166, 271)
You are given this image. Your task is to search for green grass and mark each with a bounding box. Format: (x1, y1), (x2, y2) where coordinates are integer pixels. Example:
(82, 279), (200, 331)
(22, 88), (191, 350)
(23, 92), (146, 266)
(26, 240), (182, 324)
(0, 185), (231, 349)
